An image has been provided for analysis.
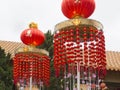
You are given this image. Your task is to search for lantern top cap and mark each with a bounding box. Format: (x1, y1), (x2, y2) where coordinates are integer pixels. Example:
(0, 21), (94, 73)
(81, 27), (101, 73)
(15, 46), (49, 56)
(29, 22), (38, 29)
(54, 18), (103, 33)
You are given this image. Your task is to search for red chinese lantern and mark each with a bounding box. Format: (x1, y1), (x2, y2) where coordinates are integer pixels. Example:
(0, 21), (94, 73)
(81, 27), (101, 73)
(61, 0), (95, 19)
(54, 0), (106, 90)
(13, 22), (50, 89)
(21, 22), (45, 46)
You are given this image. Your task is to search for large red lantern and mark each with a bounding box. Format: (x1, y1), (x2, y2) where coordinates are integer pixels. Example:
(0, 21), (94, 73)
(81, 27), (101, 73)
(54, 0), (106, 90)
(61, 0), (95, 19)
(21, 22), (45, 46)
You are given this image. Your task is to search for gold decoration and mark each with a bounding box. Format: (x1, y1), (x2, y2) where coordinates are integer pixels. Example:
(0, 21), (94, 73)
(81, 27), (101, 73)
(29, 22), (38, 29)
(23, 46), (29, 52)
(72, 18), (81, 26)
(15, 46), (49, 56)
(54, 18), (103, 33)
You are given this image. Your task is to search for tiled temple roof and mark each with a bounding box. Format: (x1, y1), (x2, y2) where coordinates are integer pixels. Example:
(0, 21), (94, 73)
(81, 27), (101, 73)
(0, 40), (120, 71)
(106, 51), (120, 71)
(0, 40), (26, 57)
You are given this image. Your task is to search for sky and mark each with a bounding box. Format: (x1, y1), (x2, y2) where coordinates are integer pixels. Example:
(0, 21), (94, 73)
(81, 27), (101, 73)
(0, 0), (120, 51)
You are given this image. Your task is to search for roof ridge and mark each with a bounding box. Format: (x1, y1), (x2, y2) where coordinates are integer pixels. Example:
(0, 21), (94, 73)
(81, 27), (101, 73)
(106, 50), (120, 53)
(0, 40), (22, 44)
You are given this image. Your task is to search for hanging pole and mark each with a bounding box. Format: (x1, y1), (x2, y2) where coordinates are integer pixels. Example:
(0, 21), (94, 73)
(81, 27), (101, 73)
(72, 64), (75, 89)
(77, 62), (80, 90)
(40, 80), (41, 90)
(30, 76), (32, 90)
(64, 65), (67, 90)
(30, 61), (33, 90)
(73, 75), (75, 89)
(70, 73), (72, 90)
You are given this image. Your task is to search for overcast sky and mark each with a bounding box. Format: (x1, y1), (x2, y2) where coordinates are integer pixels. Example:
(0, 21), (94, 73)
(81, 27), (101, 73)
(0, 0), (120, 51)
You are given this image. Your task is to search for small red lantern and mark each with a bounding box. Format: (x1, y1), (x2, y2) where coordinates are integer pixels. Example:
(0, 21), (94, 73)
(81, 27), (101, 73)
(61, 0), (95, 19)
(13, 22), (50, 89)
(21, 22), (45, 46)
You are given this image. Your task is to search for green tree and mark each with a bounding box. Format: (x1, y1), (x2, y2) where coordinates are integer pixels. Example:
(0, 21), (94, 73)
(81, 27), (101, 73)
(38, 30), (53, 59)
(0, 47), (13, 90)
(38, 30), (59, 90)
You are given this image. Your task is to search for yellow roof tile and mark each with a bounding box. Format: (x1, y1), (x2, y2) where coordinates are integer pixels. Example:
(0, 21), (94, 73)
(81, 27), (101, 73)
(0, 40), (26, 57)
(0, 40), (120, 71)
(106, 51), (120, 71)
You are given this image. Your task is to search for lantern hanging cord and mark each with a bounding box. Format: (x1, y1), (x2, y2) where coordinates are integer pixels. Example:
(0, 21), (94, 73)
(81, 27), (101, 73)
(29, 22), (38, 29)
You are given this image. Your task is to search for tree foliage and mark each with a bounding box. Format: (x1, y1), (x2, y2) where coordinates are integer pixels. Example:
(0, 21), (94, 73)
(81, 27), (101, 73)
(38, 30), (53, 59)
(0, 47), (13, 90)
(38, 30), (60, 90)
